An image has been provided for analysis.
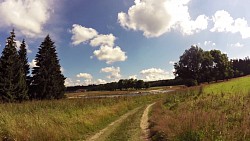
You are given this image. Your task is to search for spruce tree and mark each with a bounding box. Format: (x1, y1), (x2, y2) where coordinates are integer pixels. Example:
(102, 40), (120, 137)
(31, 35), (65, 100)
(0, 30), (28, 102)
(18, 40), (31, 90)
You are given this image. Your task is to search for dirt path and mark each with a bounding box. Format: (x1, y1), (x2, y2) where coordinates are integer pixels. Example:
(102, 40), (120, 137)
(140, 103), (155, 141)
(85, 107), (141, 141)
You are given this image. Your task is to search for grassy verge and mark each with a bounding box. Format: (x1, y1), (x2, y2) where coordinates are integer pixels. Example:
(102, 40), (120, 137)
(0, 94), (162, 141)
(150, 76), (250, 140)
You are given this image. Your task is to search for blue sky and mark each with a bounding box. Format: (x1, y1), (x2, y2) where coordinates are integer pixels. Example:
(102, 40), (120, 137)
(0, 0), (250, 86)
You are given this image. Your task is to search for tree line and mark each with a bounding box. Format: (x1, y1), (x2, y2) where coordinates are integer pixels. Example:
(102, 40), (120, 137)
(174, 45), (249, 86)
(66, 78), (150, 92)
(0, 30), (65, 102)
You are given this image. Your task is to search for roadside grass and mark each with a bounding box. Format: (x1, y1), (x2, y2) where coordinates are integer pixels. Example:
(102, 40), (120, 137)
(0, 94), (162, 141)
(150, 76), (250, 141)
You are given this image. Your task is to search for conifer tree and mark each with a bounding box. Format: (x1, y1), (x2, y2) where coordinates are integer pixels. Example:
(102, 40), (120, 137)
(0, 30), (28, 102)
(18, 40), (30, 88)
(31, 35), (65, 100)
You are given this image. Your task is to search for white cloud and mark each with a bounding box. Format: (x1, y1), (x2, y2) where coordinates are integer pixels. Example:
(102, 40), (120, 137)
(16, 40), (32, 53)
(118, 0), (208, 37)
(71, 24), (98, 46)
(29, 59), (37, 68)
(60, 67), (65, 73)
(93, 45), (127, 64)
(129, 75), (137, 79)
(0, 0), (52, 37)
(211, 10), (250, 39)
(169, 61), (176, 65)
(96, 79), (107, 84)
(230, 42), (244, 48)
(90, 34), (116, 47)
(76, 73), (93, 79)
(65, 78), (74, 86)
(70, 24), (127, 64)
(204, 41), (216, 47)
(100, 66), (121, 79)
(140, 68), (174, 81)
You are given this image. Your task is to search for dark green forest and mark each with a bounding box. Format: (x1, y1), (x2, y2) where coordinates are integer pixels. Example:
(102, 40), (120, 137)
(0, 30), (65, 102)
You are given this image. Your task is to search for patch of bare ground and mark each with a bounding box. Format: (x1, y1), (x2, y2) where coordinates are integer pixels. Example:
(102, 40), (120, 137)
(140, 103), (155, 141)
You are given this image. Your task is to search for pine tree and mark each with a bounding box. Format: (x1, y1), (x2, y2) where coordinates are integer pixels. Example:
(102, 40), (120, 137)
(0, 30), (28, 102)
(31, 35), (65, 100)
(18, 39), (31, 98)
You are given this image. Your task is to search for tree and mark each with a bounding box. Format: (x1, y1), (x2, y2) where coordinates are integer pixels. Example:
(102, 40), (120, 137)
(18, 39), (31, 93)
(0, 30), (28, 102)
(136, 80), (145, 89)
(31, 35), (65, 100)
(210, 50), (232, 81)
(174, 45), (204, 85)
(200, 51), (214, 83)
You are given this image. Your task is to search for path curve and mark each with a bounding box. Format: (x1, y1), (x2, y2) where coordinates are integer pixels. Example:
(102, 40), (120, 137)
(85, 107), (141, 141)
(140, 103), (155, 141)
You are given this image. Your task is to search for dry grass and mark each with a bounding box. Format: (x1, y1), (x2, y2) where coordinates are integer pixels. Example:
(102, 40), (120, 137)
(0, 94), (162, 141)
(149, 76), (250, 141)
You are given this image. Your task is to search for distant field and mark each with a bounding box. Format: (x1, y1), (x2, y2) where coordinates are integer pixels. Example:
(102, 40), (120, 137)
(66, 86), (182, 98)
(150, 76), (250, 140)
(0, 94), (163, 141)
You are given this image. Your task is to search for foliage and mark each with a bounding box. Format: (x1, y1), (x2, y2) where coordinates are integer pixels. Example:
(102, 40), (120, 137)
(31, 35), (65, 100)
(0, 30), (28, 102)
(174, 45), (235, 86)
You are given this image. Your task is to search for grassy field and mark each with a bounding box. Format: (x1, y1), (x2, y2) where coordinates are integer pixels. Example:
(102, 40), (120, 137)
(0, 94), (163, 141)
(149, 76), (250, 140)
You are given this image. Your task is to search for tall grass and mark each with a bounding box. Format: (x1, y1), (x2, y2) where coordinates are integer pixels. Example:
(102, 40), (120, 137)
(150, 76), (250, 140)
(0, 94), (162, 141)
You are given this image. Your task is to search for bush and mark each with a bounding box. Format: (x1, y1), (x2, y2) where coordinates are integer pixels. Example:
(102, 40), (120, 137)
(185, 79), (198, 87)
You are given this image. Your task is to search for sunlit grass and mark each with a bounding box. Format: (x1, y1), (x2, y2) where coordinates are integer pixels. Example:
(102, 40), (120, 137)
(150, 76), (250, 140)
(0, 95), (162, 141)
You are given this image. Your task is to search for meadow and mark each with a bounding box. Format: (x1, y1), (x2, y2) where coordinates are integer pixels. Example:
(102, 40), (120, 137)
(0, 94), (163, 141)
(150, 76), (250, 141)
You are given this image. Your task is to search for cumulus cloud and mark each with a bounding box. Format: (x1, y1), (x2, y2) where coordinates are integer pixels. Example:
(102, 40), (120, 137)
(65, 78), (74, 86)
(70, 24), (127, 64)
(230, 42), (244, 48)
(129, 75), (137, 79)
(76, 73), (93, 79)
(96, 79), (107, 84)
(211, 10), (250, 39)
(29, 59), (37, 68)
(100, 66), (121, 79)
(0, 0), (53, 37)
(71, 24), (98, 46)
(93, 45), (127, 64)
(90, 34), (116, 47)
(118, 0), (208, 37)
(140, 68), (174, 81)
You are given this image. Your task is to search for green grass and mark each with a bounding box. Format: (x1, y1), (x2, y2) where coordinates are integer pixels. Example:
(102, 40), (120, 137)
(105, 106), (144, 141)
(203, 76), (250, 97)
(0, 94), (162, 141)
(150, 76), (250, 141)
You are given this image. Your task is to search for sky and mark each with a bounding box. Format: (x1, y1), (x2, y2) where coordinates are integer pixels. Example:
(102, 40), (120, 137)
(0, 0), (250, 86)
